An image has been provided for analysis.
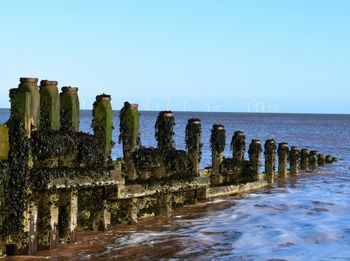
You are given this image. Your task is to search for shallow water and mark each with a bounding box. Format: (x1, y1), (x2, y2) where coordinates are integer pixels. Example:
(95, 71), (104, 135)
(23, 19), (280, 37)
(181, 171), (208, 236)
(1, 109), (349, 260)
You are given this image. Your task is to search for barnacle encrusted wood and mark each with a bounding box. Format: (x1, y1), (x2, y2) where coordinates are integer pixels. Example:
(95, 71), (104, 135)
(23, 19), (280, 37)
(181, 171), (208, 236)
(60, 87), (80, 131)
(155, 111), (175, 151)
(185, 118), (202, 174)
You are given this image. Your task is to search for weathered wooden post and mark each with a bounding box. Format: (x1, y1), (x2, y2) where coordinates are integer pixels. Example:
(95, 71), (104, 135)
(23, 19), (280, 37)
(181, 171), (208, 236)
(185, 118), (202, 174)
(60, 87), (80, 131)
(18, 77), (40, 129)
(300, 149), (309, 171)
(290, 146), (301, 175)
(325, 155), (333, 164)
(155, 111), (175, 151)
(231, 131), (245, 162)
(37, 193), (59, 250)
(248, 139), (262, 180)
(277, 142), (289, 178)
(58, 190), (78, 243)
(92, 94), (113, 166)
(264, 139), (276, 183)
(3, 87), (34, 254)
(39, 80), (60, 130)
(119, 102), (140, 181)
(309, 150), (318, 169)
(317, 153), (325, 166)
(210, 124), (225, 185)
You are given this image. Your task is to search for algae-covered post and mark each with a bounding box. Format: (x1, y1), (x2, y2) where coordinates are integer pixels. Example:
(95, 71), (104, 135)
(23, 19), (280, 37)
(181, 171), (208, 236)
(210, 124), (225, 185)
(317, 154), (325, 166)
(231, 131), (245, 163)
(18, 77), (40, 130)
(277, 142), (289, 178)
(309, 150), (318, 169)
(290, 146), (301, 175)
(92, 94), (113, 166)
(300, 149), (309, 171)
(185, 118), (202, 174)
(0, 125), (9, 161)
(248, 139), (262, 178)
(3, 86), (33, 253)
(119, 102), (140, 181)
(39, 80), (60, 130)
(155, 111), (175, 151)
(326, 155), (333, 164)
(60, 87), (80, 131)
(264, 139), (276, 183)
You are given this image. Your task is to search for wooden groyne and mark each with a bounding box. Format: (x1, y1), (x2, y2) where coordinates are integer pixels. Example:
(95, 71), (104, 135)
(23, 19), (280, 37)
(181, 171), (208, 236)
(0, 78), (337, 256)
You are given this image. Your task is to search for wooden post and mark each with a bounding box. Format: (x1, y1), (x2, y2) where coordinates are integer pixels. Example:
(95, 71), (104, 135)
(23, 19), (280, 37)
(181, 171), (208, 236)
(210, 124), (225, 185)
(264, 139), (276, 183)
(60, 87), (80, 131)
(278, 142), (289, 178)
(185, 118), (202, 174)
(290, 146), (301, 175)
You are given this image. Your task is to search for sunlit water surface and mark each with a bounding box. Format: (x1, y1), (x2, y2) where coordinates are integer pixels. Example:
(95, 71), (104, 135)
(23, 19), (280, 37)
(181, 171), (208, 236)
(1, 110), (349, 260)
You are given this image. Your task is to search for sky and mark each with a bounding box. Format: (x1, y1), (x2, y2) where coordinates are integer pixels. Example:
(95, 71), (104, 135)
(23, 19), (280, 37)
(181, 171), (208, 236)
(0, 0), (349, 113)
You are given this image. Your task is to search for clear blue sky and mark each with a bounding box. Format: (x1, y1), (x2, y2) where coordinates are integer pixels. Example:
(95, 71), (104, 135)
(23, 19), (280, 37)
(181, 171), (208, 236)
(0, 0), (349, 113)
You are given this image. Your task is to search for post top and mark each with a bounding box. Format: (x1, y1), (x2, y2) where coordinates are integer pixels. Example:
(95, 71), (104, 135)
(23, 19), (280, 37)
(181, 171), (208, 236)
(213, 124), (224, 130)
(252, 139), (260, 143)
(291, 146), (300, 150)
(62, 86), (78, 93)
(96, 94), (111, 101)
(234, 130), (245, 135)
(279, 142), (288, 147)
(310, 150), (317, 155)
(20, 77), (38, 84)
(266, 139), (275, 144)
(188, 118), (201, 125)
(125, 102), (138, 109)
(40, 80), (58, 87)
(301, 148), (308, 152)
(162, 111), (173, 118)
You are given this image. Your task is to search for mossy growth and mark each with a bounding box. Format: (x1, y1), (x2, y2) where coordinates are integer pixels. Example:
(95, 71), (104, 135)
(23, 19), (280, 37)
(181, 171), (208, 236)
(92, 94), (114, 165)
(0, 124), (9, 161)
(185, 118), (202, 173)
(264, 139), (276, 168)
(155, 111), (175, 151)
(0, 161), (9, 237)
(60, 87), (80, 132)
(210, 124), (226, 154)
(2, 92), (30, 242)
(18, 77), (40, 129)
(300, 149), (309, 169)
(277, 143), (289, 161)
(248, 139), (262, 175)
(290, 146), (301, 165)
(119, 102), (140, 155)
(231, 131), (246, 162)
(10, 88), (32, 137)
(39, 80), (60, 130)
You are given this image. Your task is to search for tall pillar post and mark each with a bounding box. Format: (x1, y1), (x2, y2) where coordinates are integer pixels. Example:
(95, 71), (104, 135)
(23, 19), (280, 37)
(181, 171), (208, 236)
(317, 154), (325, 166)
(248, 139), (262, 180)
(18, 77), (40, 130)
(60, 87), (80, 131)
(39, 80), (60, 130)
(92, 94), (113, 165)
(300, 149), (309, 171)
(309, 150), (318, 169)
(278, 142), (289, 178)
(119, 102), (140, 181)
(185, 118), (202, 174)
(155, 111), (175, 151)
(264, 139), (276, 183)
(290, 146), (301, 175)
(58, 190), (78, 243)
(210, 124), (225, 185)
(231, 131), (245, 162)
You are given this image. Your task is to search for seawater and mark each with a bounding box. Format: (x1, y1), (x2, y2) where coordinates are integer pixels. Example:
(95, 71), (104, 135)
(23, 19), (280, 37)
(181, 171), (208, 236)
(1, 109), (349, 260)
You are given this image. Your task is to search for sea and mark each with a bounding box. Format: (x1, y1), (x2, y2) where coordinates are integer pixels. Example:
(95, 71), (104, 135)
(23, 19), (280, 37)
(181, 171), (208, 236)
(1, 109), (350, 260)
